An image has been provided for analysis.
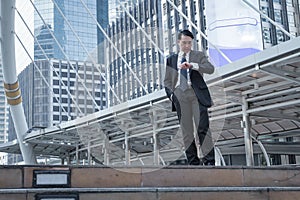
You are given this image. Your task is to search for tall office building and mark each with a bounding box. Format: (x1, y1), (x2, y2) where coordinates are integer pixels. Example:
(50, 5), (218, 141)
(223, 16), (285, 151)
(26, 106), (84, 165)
(8, 59), (106, 137)
(107, 0), (164, 106)
(7, 59), (106, 164)
(161, 0), (300, 66)
(259, 0), (300, 47)
(7, 0), (109, 164)
(161, 0), (205, 54)
(106, 0), (300, 165)
(34, 0), (109, 63)
(203, 0), (300, 66)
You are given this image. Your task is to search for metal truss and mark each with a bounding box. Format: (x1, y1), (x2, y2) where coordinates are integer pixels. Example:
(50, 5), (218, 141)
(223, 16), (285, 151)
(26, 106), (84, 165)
(1, 36), (299, 166)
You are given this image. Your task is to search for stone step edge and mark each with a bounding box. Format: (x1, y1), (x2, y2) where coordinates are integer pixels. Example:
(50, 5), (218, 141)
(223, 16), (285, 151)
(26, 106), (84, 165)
(1, 187), (300, 194)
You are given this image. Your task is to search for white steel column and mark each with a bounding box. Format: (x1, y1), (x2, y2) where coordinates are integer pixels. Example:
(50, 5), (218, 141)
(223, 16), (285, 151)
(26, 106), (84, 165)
(242, 96), (254, 166)
(87, 141), (91, 165)
(124, 131), (131, 165)
(75, 143), (79, 165)
(104, 139), (110, 165)
(251, 136), (271, 166)
(0, 0), (36, 164)
(215, 146), (226, 166)
(151, 110), (159, 165)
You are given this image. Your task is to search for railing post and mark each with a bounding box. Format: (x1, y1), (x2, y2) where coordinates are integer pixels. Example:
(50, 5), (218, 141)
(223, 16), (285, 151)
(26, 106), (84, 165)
(242, 96), (254, 166)
(124, 131), (131, 165)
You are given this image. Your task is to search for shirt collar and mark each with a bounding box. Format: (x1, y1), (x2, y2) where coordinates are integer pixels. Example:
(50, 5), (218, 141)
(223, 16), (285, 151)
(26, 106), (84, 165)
(179, 51), (190, 57)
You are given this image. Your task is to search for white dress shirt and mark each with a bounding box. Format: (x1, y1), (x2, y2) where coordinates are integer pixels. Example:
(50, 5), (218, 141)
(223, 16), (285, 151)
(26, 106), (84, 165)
(175, 51), (199, 88)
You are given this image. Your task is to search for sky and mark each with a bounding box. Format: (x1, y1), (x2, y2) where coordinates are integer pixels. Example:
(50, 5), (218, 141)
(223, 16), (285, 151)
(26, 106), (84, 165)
(15, 0), (34, 74)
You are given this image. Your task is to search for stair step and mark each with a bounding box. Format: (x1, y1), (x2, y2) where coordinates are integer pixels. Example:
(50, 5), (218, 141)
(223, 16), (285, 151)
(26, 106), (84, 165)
(0, 165), (299, 200)
(1, 186), (300, 193)
(0, 187), (300, 200)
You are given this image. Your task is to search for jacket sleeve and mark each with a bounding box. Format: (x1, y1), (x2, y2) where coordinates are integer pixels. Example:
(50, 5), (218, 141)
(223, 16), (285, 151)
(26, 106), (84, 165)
(192, 51), (215, 75)
(164, 57), (174, 99)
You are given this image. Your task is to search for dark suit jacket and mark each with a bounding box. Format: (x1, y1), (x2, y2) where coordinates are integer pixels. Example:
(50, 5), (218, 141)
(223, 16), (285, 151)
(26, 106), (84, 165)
(164, 50), (215, 111)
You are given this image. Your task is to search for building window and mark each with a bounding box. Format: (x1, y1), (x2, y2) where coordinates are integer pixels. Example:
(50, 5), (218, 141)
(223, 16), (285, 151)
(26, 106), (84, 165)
(276, 30), (284, 43)
(163, 3), (167, 15)
(261, 6), (269, 22)
(287, 12), (296, 27)
(170, 16), (174, 27)
(53, 80), (59, 85)
(286, 0), (293, 7)
(274, 9), (282, 24)
(53, 115), (59, 121)
(273, 0), (282, 4)
(263, 27), (272, 43)
(53, 106), (59, 112)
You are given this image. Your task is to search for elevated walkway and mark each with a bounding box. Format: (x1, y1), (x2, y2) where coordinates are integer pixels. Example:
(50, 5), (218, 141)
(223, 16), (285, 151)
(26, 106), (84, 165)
(1, 36), (299, 166)
(0, 165), (299, 199)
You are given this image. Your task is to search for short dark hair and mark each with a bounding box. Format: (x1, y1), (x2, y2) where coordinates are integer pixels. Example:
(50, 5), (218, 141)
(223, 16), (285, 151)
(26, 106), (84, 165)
(178, 29), (194, 40)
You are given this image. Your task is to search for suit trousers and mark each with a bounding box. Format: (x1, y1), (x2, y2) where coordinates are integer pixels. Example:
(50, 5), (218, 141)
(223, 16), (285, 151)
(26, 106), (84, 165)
(173, 87), (215, 165)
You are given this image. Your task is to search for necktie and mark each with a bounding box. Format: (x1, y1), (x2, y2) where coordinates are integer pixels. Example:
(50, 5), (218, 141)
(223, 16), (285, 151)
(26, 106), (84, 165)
(180, 53), (188, 91)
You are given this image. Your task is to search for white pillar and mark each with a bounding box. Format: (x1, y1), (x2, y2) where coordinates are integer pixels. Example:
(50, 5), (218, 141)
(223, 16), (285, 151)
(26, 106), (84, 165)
(75, 143), (79, 165)
(104, 138), (110, 165)
(1, 0), (36, 164)
(124, 131), (130, 165)
(87, 140), (91, 165)
(242, 96), (254, 166)
(151, 110), (160, 165)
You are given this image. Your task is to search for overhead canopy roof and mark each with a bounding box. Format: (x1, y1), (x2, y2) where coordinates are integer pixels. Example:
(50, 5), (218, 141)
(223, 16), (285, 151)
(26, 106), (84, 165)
(1, 37), (299, 164)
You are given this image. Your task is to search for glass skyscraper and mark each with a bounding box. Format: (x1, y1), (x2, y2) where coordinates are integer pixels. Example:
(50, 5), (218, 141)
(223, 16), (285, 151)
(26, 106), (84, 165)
(34, 0), (108, 63)
(6, 0), (109, 164)
(107, 0), (164, 106)
(105, 0), (300, 165)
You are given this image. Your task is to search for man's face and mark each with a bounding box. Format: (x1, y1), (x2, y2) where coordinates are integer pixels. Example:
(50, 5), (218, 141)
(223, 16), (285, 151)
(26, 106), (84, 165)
(178, 35), (193, 53)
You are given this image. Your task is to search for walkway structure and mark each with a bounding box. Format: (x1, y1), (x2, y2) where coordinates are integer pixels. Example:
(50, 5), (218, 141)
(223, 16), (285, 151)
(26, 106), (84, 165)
(0, 0), (299, 166)
(1, 36), (299, 166)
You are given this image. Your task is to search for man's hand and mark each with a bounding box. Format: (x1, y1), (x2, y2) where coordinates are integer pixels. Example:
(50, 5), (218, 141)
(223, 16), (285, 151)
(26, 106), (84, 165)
(179, 62), (192, 69)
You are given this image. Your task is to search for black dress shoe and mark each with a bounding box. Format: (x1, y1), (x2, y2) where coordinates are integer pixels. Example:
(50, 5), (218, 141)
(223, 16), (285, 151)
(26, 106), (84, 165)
(187, 157), (201, 165)
(189, 160), (201, 165)
(203, 160), (215, 166)
(205, 162), (215, 166)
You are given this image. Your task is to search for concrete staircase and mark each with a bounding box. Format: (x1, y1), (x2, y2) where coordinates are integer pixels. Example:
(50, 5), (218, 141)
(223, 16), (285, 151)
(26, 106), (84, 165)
(0, 165), (299, 200)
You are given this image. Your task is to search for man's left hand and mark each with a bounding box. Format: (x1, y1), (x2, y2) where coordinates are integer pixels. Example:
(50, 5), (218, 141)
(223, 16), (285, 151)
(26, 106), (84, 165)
(181, 62), (192, 69)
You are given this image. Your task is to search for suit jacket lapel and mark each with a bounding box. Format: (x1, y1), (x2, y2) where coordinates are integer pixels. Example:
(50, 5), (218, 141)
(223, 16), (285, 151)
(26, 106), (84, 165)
(189, 50), (196, 62)
(173, 54), (179, 85)
(173, 54), (178, 69)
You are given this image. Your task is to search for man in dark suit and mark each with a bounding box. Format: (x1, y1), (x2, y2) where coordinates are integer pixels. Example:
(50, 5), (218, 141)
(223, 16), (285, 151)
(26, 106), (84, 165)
(164, 30), (215, 165)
